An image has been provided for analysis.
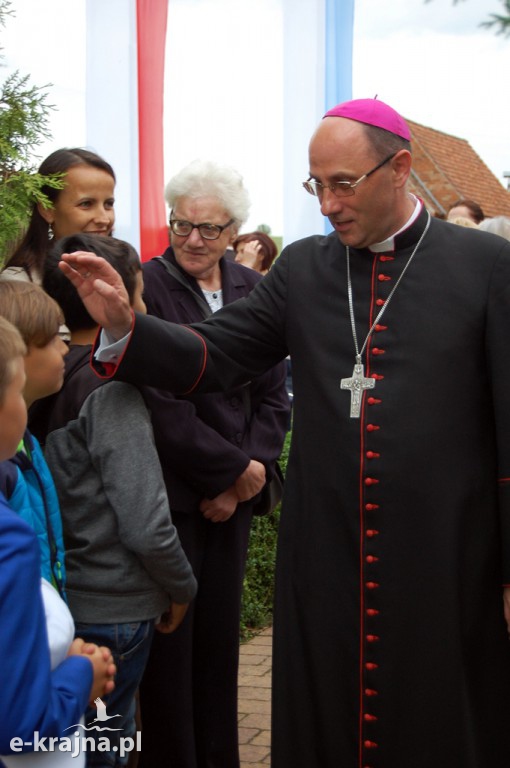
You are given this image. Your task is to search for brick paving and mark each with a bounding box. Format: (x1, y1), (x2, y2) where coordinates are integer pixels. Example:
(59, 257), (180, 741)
(238, 626), (272, 767)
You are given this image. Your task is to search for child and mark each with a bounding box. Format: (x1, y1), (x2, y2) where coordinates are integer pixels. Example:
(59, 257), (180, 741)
(39, 233), (197, 768)
(0, 282), (68, 596)
(0, 316), (115, 764)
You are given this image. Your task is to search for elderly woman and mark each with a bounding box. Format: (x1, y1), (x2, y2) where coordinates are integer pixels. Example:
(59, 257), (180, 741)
(138, 160), (290, 768)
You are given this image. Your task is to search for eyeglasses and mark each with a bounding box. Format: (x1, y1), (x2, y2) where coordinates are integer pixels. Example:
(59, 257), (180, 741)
(169, 217), (234, 241)
(302, 152), (397, 199)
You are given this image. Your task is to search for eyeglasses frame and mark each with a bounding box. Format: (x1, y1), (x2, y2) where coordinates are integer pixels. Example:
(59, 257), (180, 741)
(302, 151), (398, 199)
(169, 215), (235, 241)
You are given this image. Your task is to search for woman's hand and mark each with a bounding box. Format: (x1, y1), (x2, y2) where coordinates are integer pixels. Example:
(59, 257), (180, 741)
(235, 459), (266, 501)
(235, 241), (263, 271)
(200, 487), (239, 522)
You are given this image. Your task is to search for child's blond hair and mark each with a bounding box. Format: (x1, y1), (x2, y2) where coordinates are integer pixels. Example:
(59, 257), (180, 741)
(0, 316), (26, 405)
(0, 281), (63, 348)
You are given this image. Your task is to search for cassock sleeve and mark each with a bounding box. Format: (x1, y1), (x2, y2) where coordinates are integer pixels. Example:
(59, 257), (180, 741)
(93, 250), (290, 393)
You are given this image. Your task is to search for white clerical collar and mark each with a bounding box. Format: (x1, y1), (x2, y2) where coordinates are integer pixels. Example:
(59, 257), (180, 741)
(368, 196), (422, 253)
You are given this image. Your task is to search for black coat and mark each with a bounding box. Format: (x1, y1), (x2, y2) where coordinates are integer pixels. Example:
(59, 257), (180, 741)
(141, 249), (290, 512)
(137, 250), (290, 767)
(102, 208), (510, 768)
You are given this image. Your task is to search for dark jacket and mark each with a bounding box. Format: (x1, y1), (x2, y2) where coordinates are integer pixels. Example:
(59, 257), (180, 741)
(142, 248), (290, 513)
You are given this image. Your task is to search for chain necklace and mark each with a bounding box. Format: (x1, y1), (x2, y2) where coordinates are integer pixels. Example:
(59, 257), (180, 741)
(340, 213), (431, 418)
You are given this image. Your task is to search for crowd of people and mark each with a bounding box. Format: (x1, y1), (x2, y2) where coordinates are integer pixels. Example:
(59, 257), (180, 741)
(0, 146), (289, 768)
(446, 197), (510, 239)
(2, 96), (510, 768)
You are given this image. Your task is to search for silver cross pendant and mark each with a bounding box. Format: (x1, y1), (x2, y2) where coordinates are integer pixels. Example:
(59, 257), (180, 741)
(340, 357), (375, 418)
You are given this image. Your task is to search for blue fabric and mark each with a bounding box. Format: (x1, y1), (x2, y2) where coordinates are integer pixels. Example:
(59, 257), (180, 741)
(0, 494), (91, 754)
(0, 430), (66, 595)
(324, 0), (354, 111)
(74, 620), (154, 767)
(323, 0), (354, 236)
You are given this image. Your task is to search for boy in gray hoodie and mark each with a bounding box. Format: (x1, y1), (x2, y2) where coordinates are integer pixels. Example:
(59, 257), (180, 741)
(34, 233), (197, 768)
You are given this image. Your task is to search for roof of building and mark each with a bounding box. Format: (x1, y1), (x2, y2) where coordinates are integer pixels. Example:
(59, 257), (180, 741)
(406, 119), (510, 219)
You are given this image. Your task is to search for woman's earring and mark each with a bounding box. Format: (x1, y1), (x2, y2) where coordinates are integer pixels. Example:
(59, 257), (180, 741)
(48, 223), (54, 241)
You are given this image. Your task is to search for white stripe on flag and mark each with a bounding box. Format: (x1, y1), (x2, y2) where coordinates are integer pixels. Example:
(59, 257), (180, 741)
(86, 0), (140, 251)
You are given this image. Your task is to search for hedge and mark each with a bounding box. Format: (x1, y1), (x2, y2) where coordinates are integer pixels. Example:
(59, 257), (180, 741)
(240, 430), (291, 640)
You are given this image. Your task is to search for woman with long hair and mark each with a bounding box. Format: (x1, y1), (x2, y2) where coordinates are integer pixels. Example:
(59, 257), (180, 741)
(1, 148), (116, 284)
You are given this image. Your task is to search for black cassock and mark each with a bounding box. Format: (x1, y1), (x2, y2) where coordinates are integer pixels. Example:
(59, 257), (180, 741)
(109, 206), (510, 768)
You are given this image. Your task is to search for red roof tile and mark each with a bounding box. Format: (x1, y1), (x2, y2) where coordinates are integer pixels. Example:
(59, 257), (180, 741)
(406, 119), (510, 219)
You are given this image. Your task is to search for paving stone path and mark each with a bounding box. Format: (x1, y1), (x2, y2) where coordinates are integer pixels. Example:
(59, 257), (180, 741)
(238, 626), (272, 767)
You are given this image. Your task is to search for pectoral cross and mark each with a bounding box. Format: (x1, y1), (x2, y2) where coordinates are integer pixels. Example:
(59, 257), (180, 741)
(340, 356), (375, 418)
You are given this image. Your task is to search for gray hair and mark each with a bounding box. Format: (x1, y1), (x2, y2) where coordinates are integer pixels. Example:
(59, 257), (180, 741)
(164, 159), (251, 229)
(478, 216), (510, 241)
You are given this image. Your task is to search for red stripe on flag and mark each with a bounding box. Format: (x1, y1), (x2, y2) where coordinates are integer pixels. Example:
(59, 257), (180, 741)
(136, 0), (169, 261)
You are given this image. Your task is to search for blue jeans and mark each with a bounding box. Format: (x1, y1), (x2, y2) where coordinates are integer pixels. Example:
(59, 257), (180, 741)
(74, 620), (154, 768)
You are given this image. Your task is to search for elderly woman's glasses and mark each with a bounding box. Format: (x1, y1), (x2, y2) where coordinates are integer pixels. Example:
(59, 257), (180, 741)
(169, 218), (234, 241)
(302, 152), (397, 199)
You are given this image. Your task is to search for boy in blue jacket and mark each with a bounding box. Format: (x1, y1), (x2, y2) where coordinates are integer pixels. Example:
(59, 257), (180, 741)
(0, 281), (68, 596)
(0, 315), (115, 759)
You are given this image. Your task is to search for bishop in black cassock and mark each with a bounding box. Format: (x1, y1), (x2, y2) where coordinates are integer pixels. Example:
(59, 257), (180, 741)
(66, 99), (510, 768)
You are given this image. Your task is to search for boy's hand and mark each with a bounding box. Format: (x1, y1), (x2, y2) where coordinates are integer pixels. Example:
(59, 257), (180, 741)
(155, 603), (189, 634)
(69, 638), (116, 702)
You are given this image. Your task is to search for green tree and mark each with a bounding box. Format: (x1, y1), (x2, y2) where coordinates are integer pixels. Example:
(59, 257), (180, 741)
(426, 0), (510, 37)
(0, 0), (62, 265)
(480, 0), (510, 36)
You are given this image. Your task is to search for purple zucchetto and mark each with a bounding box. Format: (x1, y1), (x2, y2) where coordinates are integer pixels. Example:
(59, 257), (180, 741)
(323, 98), (411, 141)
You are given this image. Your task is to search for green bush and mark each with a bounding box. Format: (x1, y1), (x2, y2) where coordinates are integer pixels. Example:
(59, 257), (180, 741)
(240, 431), (291, 640)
